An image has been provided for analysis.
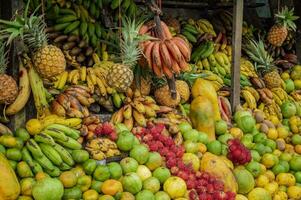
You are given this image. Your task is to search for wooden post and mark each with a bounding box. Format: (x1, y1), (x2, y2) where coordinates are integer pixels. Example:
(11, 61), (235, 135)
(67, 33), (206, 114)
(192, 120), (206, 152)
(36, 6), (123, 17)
(231, 0), (244, 112)
(294, 0), (301, 63)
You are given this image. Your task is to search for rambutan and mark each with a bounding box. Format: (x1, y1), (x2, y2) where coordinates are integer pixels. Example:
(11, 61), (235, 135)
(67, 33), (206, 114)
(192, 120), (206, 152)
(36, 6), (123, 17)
(227, 138), (252, 165)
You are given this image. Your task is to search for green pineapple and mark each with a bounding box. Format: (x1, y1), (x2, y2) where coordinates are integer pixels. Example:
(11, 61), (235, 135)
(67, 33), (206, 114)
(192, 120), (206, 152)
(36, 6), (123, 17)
(244, 39), (282, 89)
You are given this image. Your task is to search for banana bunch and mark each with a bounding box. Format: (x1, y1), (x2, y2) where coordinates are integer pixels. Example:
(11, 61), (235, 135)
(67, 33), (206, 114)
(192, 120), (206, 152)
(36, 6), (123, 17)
(240, 57), (258, 78)
(262, 102), (283, 121)
(111, 92), (160, 130)
(51, 85), (94, 118)
(195, 19), (216, 37)
(271, 87), (291, 105)
(241, 89), (257, 110)
(257, 88), (274, 105)
(211, 10), (233, 35)
(85, 138), (120, 160)
(80, 115), (102, 140)
(290, 91), (301, 102)
(198, 70), (224, 91)
(213, 32), (231, 54)
(23, 123), (82, 176)
(223, 74), (252, 88)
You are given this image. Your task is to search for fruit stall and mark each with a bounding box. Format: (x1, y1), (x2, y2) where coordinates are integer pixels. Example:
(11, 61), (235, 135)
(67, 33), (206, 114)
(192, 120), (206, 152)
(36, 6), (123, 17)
(1, 0), (301, 200)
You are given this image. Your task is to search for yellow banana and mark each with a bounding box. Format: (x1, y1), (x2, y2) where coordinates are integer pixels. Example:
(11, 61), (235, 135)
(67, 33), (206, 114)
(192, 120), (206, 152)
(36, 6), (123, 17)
(123, 104), (133, 120)
(87, 68), (97, 85)
(214, 52), (225, 66)
(96, 77), (107, 97)
(80, 66), (87, 81)
(196, 60), (203, 70)
(244, 86), (260, 101)
(201, 58), (210, 70)
(68, 70), (78, 83)
(219, 52), (230, 66)
(124, 117), (134, 131)
(86, 75), (95, 94)
(57, 71), (69, 89)
(271, 88), (285, 101)
(133, 110), (146, 127)
(272, 92), (283, 106)
(242, 90), (257, 109)
(53, 73), (63, 88)
(111, 108), (124, 124)
(131, 100), (146, 114)
(71, 70), (80, 85)
(144, 105), (157, 118)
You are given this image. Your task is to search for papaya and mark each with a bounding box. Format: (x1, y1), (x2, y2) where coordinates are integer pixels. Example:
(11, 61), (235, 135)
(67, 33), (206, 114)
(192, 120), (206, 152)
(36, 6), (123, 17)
(200, 152), (238, 193)
(191, 78), (221, 120)
(189, 96), (216, 141)
(0, 153), (20, 200)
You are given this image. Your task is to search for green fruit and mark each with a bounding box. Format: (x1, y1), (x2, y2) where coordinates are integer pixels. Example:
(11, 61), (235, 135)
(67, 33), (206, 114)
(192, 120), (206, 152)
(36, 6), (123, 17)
(93, 165), (110, 181)
(108, 162), (123, 179)
(207, 140), (222, 155)
(20, 177), (36, 196)
(17, 161), (33, 178)
(98, 195), (114, 200)
(217, 133), (233, 144)
(62, 186), (82, 200)
(198, 132), (209, 144)
(292, 134), (301, 145)
(246, 161), (262, 177)
(9, 160), (17, 170)
(136, 190), (155, 200)
(33, 177), (64, 200)
(295, 172), (301, 183)
(242, 134), (254, 142)
(183, 140), (199, 153)
(234, 110), (252, 123)
(143, 177), (160, 193)
(72, 150), (89, 163)
(253, 143), (266, 155)
(251, 150), (261, 162)
(122, 172), (142, 194)
(146, 152), (162, 171)
(130, 144), (150, 164)
(253, 133), (267, 144)
(279, 160), (290, 172)
(6, 148), (22, 161)
(178, 122), (192, 133)
(281, 102), (297, 118)
(152, 167), (171, 184)
(155, 191), (171, 200)
(0, 144), (5, 154)
(120, 157), (139, 174)
(234, 167), (255, 194)
(182, 153), (200, 172)
(183, 129), (199, 142)
(265, 139), (276, 151)
(221, 144), (228, 156)
(83, 159), (97, 175)
(279, 152), (292, 162)
(272, 164), (286, 175)
(285, 79), (295, 93)
(116, 131), (135, 151)
(237, 115), (256, 133)
(215, 120), (228, 135)
(247, 187), (271, 200)
(91, 180), (103, 193)
(289, 156), (301, 171)
(264, 146), (273, 154)
(15, 128), (30, 142)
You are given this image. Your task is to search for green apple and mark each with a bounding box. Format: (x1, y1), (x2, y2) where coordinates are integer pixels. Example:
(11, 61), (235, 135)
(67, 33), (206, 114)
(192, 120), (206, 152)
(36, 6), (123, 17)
(198, 132), (209, 144)
(215, 120), (228, 135)
(253, 133), (267, 144)
(207, 140), (222, 155)
(246, 161), (262, 177)
(183, 140), (199, 154)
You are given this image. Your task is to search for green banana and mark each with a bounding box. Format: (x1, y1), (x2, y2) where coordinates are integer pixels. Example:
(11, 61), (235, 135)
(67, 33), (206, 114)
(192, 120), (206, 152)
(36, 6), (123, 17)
(39, 143), (63, 166)
(91, 34), (98, 47)
(191, 42), (209, 62)
(112, 93), (122, 108)
(26, 139), (44, 158)
(45, 166), (61, 177)
(34, 133), (56, 146)
(31, 160), (43, 174)
(96, 0), (103, 8)
(34, 154), (55, 171)
(56, 15), (78, 24)
(54, 137), (82, 150)
(122, 0), (131, 10)
(64, 21), (81, 34)
(83, 0), (91, 9)
(208, 54), (217, 66)
(45, 124), (80, 140)
(88, 23), (96, 39)
(127, 2), (137, 17)
(200, 41), (214, 59)
(89, 2), (97, 17)
(53, 22), (71, 31)
(59, 163), (72, 171)
(80, 22), (88, 36)
(95, 23), (102, 38)
(59, 8), (77, 16)
(111, 0), (123, 9)
(43, 129), (69, 142)
(183, 24), (199, 35)
(22, 147), (34, 166)
(53, 143), (75, 166)
(182, 31), (197, 43)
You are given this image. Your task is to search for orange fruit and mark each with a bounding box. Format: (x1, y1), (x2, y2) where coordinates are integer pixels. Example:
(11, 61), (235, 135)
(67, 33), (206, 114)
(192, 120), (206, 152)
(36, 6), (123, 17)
(285, 144), (295, 154)
(35, 172), (48, 181)
(198, 143), (207, 153)
(83, 189), (99, 200)
(229, 128), (243, 139)
(295, 145), (301, 154)
(101, 179), (123, 196)
(59, 171), (77, 188)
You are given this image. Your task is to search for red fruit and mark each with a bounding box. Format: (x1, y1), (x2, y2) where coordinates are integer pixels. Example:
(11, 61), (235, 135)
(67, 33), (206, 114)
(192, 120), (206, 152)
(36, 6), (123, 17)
(166, 158), (177, 168)
(213, 180), (224, 191)
(177, 161), (186, 171)
(149, 143), (158, 151)
(197, 185), (207, 193)
(227, 138), (252, 165)
(189, 190), (198, 200)
(195, 171), (202, 178)
(101, 122), (115, 135)
(226, 191), (236, 200)
(207, 184), (214, 193)
(166, 151), (175, 159)
(170, 166), (179, 175)
(143, 134), (153, 141)
(161, 147), (169, 156)
(94, 124), (103, 135)
(187, 180), (196, 189)
(177, 171), (189, 181)
(165, 138), (174, 146)
(156, 141), (164, 148)
(109, 132), (118, 141)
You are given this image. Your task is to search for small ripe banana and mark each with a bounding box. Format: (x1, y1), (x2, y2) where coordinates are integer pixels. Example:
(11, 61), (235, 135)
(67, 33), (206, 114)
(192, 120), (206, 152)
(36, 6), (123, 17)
(87, 68), (97, 85)
(71, 70), (80, 85)
(80, 66), (87, 81)
(57, 71), (69, 89)
(244, 86), (260, 101)
(241, 90), (257, 109)
(68, 70), (78, 83)
(86, 75), (95, 94)
(133, 110), (146, 127)
(96, 77), (107, 97)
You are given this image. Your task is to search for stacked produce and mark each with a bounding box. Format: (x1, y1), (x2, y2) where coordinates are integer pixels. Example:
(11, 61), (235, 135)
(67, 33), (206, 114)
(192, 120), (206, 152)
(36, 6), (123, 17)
(2, 0), (301, 200)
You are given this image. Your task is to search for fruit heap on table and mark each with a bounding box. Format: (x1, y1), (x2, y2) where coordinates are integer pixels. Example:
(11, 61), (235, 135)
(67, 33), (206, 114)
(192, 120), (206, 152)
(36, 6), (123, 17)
(1, 1), (301, 200)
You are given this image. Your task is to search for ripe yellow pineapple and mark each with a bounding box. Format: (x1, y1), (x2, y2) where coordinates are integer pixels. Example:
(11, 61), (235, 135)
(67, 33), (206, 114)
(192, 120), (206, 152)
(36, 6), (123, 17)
(0, 41), (18, 104)
(267, 7), (298, 47)
(0, 8), (66, 79)
(244, 39), (281, 89)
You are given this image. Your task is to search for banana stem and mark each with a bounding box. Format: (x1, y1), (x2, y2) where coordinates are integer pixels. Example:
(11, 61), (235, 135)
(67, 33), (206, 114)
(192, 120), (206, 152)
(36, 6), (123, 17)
(25, 56), (49, 119)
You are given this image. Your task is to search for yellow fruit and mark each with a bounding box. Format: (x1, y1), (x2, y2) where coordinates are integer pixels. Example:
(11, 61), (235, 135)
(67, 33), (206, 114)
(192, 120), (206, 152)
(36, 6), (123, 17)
(229, 127), (243, 139)
(59, 171), (77, 188)
(294, 79), (301, 89)
(256, 175), (270, 187)
(267, 128), (278, 140)
(26, 119), (43, 135)
(270, 116), (280, 125)
(83, 189), (99, 200)
(261, 154), (278, 168)
(163, 177), (187, 199)
(287, 186), (301, 199)
(295, 144), (301, 154)
(281, 72), (290, 80)
(273, 150), (282, 157)
(285, 144), (295, 154)
(219, 156), (234, 170)
(277, 126), (289, 139)
(248, 187), (272, 200)
(235, 194), (248, 200)
(260, 164), (267, 174)
(264, 170), (275, 182)
(101, 180), (123, 196)
(198, 143), (207, 153)
(274, 191), (288, 200)
(35, 172), (48, 181)
(264, 181), (278, 195)
(276, 173), (296, 186)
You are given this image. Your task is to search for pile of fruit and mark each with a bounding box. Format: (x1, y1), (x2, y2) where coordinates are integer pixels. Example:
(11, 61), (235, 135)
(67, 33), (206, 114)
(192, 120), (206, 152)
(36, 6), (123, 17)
(1, 0), (301, 200)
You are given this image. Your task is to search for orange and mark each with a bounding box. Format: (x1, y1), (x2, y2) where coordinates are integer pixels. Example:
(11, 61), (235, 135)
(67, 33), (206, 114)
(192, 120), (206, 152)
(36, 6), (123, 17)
(59, 171), (77, 188)
(35, 172), (48, 181)
(295, 145), (301, 154)
(285, 144), (295, 154)
(198, 143), (207, 153)
(83, 189), (99, 200)
(101, 179), (123, 196)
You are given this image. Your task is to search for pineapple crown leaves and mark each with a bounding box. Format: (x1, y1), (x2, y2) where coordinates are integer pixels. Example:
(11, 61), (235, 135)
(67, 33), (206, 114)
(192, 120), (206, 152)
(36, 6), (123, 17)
(243, 38), (275, 73)
(0, 40), (8, 74)
(120, 16), (153, 67)
(275, 7), (299, 31)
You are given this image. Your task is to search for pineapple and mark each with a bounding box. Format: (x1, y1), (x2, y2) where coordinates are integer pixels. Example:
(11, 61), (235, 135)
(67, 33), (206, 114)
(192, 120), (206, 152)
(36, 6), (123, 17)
(0, 41), (18, 104)
(244, 39), (282, 89)
(106, 17), (148, 92)
(267, 7), (299, 47)
(0, 7), (66, 79)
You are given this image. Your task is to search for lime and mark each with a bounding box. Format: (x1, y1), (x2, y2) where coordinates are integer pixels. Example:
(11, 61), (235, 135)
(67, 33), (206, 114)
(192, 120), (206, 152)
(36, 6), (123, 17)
(253, 143), (266, 155)
(178, 122), (192, 133)
(215, 120), (228, 135)
(207, 140), (222, 155)
(246, 161), (262, 177)
(279, 160), (290, 172)
(294, 172), (301, 183)
(272, 164), (286, 175)
(285, 79), (295, 93)
(290, 156), (301, 171)
(183, 129), (199, 142)
(292, 134), (301, 145)
(250, 150), (261, 162)
(217, 133), (233, 144)
(253, 133), (267, 144)
(265, 139), (276, 151)
(198, 132), (209, 144)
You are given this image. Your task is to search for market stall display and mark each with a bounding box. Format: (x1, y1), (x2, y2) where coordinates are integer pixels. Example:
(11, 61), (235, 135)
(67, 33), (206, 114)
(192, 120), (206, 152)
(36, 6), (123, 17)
(0, 0), (301, 200)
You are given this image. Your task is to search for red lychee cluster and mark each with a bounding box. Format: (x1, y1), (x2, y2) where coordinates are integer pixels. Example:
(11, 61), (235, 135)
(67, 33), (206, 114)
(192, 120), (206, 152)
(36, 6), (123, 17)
(94, 122), (117, 141)
(227, 138), (252, 165)
(136, 123), (236, 200)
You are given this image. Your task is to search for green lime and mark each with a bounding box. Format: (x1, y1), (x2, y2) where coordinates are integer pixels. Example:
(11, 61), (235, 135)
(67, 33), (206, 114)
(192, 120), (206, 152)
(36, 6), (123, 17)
(253, 143), (266, 155)
(272, 164), (286, 175)
(198, 132), (209, 144)
(215, 120), (228, 135)
(295, 172), (301, 183)
(290, 156), (301, 171)
(221, 144), (228, 156)
(246, 161), (262, 177)
(207, 140), (222, 155)
(6, 148), (22, 161)
(265, 139), (276, 151)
